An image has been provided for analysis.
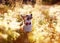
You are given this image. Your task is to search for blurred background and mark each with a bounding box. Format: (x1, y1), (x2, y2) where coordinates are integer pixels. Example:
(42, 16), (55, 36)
(0, 0), (60, 43)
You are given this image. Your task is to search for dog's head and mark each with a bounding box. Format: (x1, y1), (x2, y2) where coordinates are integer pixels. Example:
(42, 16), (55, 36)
(26, 14), (32, 20)
(21, 14), (32, 20)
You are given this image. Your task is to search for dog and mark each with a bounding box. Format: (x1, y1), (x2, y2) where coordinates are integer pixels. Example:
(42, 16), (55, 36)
(21, 14), (32, 32)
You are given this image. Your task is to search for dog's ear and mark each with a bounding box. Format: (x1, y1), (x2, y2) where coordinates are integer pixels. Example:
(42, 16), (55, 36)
(26, 15), (28, 17)
(31, 14), (32, 16)
(21, 15), (26, 19)
(30, 14), (32, 19)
